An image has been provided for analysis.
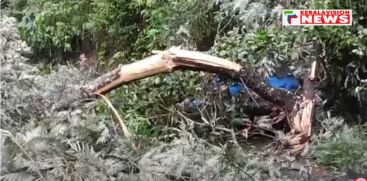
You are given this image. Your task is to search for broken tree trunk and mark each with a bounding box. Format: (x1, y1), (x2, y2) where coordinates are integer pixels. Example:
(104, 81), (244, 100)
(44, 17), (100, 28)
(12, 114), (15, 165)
(283, 42), (320, 155)
(283, 62), (316, 155)
(82, 47), (298, 111)
(82, 48), (242, 95)
(81, 46), (316, 155)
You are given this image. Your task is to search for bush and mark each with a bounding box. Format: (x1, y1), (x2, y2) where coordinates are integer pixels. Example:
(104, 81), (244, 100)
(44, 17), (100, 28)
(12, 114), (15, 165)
(18, 0), (93, 56)
(11, 0), (217, 63)
(315, 126), (367, 172)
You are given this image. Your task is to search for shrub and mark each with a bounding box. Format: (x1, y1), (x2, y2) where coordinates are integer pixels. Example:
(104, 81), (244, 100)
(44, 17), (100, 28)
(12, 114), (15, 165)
(315, 126), (367, 172)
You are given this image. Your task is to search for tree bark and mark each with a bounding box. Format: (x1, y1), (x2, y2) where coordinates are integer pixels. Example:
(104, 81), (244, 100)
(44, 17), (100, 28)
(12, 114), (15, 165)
(82, 47), (299, 111)
(81, 46), (318, 155)
(285, 41), (320, 155)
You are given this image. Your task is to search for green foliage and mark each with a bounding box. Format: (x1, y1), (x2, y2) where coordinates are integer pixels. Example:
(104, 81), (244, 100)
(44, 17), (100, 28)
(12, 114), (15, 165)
(315, 126), (367, 172)
(221, 146), (270, 180)
(212, 27), (308, 64)
(2, 0), (367, 178)
(211, 0), (367, 121)
(310, 26), (367, 61)
(1, 110), (140, 181)
(9, 0), (212, 137)
(18, 0), (92, 53)
(104, 72), (203, 136)
(13, 0), (217, 62)
(214, 0), (269, 31)
(132, 0), (217, 57)
(2, 0), (27, 19)
(89, 0), (142, 62)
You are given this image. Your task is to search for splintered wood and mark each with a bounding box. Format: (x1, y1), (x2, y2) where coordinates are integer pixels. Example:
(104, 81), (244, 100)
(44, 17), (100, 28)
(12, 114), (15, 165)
(82, 46), (318, 156)
(287, 59), (318, 155)
(83, 47), (242, 95)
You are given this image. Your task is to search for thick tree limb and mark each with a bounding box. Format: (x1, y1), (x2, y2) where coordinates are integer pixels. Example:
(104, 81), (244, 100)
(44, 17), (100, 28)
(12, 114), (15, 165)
(82, 47), (298, 111)
(83, 47), (241, 95)
(236, 70), (298, 111)
(81, 46), (317, 155)
(285, 41), (320, 155)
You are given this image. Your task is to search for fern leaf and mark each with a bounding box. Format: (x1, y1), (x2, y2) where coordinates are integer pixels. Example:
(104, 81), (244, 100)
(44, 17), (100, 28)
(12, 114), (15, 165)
(0, 172), (35, 181)
(96, 127), (110, 145)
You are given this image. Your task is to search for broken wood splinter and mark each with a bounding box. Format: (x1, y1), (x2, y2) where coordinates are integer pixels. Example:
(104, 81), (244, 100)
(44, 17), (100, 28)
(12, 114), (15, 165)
(82, 46), (318, 155)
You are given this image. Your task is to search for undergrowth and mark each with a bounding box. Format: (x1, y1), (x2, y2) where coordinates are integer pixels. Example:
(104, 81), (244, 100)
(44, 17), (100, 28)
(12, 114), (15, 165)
(1, 0), (367, 180)
(313, 118), (367, 173)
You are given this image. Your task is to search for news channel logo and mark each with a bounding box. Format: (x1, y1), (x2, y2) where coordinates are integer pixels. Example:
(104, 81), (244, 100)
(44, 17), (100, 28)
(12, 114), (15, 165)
(282, 9), (352, 26)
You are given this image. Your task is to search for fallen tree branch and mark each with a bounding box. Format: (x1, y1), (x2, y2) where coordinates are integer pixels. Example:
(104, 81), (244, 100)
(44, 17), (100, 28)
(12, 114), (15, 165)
(82, 47), (298, 111)
(82, 47), (241, 95)
(285, 41), (320, 155)
(95, 93), (132, 139)
(80, 46), (317, 155)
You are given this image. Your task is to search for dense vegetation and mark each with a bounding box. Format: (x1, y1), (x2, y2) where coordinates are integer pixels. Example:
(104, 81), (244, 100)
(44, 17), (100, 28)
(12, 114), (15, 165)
(1, 0), (366, 180)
